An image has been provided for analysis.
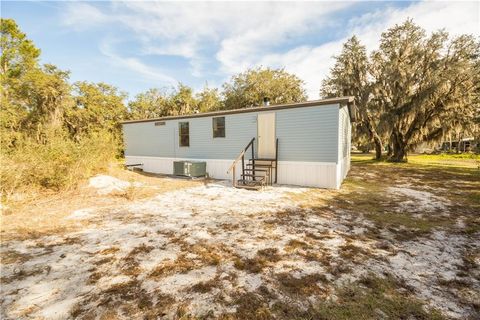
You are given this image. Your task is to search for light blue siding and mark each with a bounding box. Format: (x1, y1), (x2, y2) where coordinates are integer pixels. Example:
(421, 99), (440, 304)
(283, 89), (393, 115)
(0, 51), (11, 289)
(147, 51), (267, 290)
(123, 121), (175, 157)
(276, 105), (338, 162)
(123, 103), (341, 163)
(175, 113), (257, 159)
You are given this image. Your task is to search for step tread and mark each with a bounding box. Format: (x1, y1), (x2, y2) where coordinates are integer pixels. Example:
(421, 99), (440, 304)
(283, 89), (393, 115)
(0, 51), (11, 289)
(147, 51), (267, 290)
(245, 164), (272, 168)
(235, 184), (261, 190)
(237, 178), (264, 184)
(237, 179), (264, 186)
(241, 174), (266, 178)
(243, 168), (269, 172)
(251, 158), (276, 161)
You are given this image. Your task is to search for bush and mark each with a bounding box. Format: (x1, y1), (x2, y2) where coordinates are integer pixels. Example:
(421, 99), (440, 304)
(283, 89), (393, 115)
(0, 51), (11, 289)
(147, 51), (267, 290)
(0, 132), (117, 199)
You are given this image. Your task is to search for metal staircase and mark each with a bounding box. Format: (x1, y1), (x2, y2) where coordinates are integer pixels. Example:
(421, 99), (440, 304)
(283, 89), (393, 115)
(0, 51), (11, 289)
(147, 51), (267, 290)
(227, 138), (278, 190)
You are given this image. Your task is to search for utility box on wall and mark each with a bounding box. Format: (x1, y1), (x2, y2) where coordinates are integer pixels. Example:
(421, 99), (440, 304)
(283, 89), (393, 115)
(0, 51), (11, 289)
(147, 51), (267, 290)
(173, 161), (207, 177)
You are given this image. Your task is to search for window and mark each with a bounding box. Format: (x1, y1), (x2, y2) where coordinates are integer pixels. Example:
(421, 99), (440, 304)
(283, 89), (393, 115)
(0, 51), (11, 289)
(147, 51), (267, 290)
(212, 117), (225, 138)
(179, 122), (189, 147)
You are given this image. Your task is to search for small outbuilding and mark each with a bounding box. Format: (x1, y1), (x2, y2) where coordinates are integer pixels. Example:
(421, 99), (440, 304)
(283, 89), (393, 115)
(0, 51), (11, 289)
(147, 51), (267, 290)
(122, 96), (356, 189)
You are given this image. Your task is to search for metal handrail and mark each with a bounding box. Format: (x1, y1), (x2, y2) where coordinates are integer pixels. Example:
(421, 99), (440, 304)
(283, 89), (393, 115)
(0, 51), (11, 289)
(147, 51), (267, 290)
(227, 138), (255, 187)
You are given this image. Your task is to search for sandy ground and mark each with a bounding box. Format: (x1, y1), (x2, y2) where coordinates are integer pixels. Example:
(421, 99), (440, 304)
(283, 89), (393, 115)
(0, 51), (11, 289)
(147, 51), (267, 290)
(1, 165), (479, 319)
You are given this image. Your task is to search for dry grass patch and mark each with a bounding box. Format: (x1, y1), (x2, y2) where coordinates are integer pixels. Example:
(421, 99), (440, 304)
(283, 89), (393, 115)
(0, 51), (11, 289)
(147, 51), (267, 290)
(174, 304), (216, 320)
(87, 270), (103, 284)
(268, 208), (308, 225)
(304, 231), (329, 240)
(120, 244), (154, 276)
(93, 256), (116, 266)
(300, 250), (333, 266)
(1, 188), (105, 241)
(120, 257), (142, 276)
(0, 249), (31, 264)
(234, 248), (282, 273)
(331, 190), (387, 215)
(456, 249), (480, 279)
(365, 211), (451, 238)
(1, 167), (201, 242)
(276, 272), (328, 296)
(71, 278), (176, 320)
(189, 277), (221, 293)
(100, 279), (143, 301)
(128, 243), (154, 256)
(225, 291), (273, 320)
(305, 274), (445, 320)
(168, 238), (237, 267)
(326, 263), (353, 277)
(218, 223), (239, 232)
(117, 184), (138, 201)
(106, 166), (204, 197)
(338, 242), (370, 262)
(191, 241), (238, 266)
(150, 254), (197, 278)
(189, 243), (225, 266)
(461, 215), (480, 235)
(437, 277), (472, 290)
(284, 239), (311, 252)
(97, 246), (120, 255)
(286, 188), (336, 211)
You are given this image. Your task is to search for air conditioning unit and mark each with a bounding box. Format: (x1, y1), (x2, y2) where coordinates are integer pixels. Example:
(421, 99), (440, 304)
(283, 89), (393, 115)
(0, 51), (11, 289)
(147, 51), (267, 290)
(173, 161), (207, 177)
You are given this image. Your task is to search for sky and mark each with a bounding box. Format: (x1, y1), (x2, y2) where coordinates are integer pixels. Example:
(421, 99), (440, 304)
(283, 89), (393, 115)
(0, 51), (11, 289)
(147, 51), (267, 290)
(2, 1), (479, 100)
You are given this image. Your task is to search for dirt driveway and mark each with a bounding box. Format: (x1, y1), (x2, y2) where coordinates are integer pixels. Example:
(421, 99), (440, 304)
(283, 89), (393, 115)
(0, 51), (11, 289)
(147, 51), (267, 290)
(1, 158), (479, 319)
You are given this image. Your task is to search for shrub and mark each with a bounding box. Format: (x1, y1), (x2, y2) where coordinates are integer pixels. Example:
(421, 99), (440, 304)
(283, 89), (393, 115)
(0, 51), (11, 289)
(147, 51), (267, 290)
(0, 131), (117, 199)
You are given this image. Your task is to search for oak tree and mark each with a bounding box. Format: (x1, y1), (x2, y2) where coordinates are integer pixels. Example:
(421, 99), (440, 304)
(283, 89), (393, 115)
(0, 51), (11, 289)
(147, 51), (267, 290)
(223, 67), (307, 109)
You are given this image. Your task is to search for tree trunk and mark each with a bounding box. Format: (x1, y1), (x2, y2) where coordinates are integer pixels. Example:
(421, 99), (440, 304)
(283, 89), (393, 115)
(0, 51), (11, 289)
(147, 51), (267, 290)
(456, 135), (461, 154)
(390, 130), (408, 162)
(373, 134), (383, 160)
(362, 115), (383, 160)
(386, 143), (393, 157)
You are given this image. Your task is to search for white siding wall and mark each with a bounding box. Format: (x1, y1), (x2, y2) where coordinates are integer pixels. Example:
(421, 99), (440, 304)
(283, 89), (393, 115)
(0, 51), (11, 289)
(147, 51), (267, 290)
(125, 156), (339, 188)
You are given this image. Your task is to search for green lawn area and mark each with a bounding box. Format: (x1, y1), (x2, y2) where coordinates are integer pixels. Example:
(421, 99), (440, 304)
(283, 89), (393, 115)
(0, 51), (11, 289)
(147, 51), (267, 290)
(352, 152), (480, 168)
(345, 152), (479, 235)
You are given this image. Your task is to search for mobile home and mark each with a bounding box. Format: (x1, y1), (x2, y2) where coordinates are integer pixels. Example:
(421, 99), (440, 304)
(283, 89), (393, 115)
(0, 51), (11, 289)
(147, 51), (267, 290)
(122, 97), (356, 189)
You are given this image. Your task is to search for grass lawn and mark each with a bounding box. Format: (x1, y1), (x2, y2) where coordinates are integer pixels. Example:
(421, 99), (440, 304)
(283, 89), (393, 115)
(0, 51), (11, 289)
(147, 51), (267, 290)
(352, 152), (480, 168)
(1, 155), (479, 319)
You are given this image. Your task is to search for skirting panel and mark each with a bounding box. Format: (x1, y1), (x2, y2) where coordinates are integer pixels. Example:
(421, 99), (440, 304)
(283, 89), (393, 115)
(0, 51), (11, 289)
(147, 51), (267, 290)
(125, 156), (242, 180)
(276, 161), (338, 188)
(125, 156), (341, 189)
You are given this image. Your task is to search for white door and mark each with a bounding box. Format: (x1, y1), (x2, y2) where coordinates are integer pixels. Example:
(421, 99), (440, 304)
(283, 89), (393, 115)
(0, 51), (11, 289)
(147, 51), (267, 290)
(257, 113), (276, 159)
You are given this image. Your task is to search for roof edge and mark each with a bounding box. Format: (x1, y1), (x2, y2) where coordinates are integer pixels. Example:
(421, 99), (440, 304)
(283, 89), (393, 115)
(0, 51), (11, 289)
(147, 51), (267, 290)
(121, 96), (354, 124)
